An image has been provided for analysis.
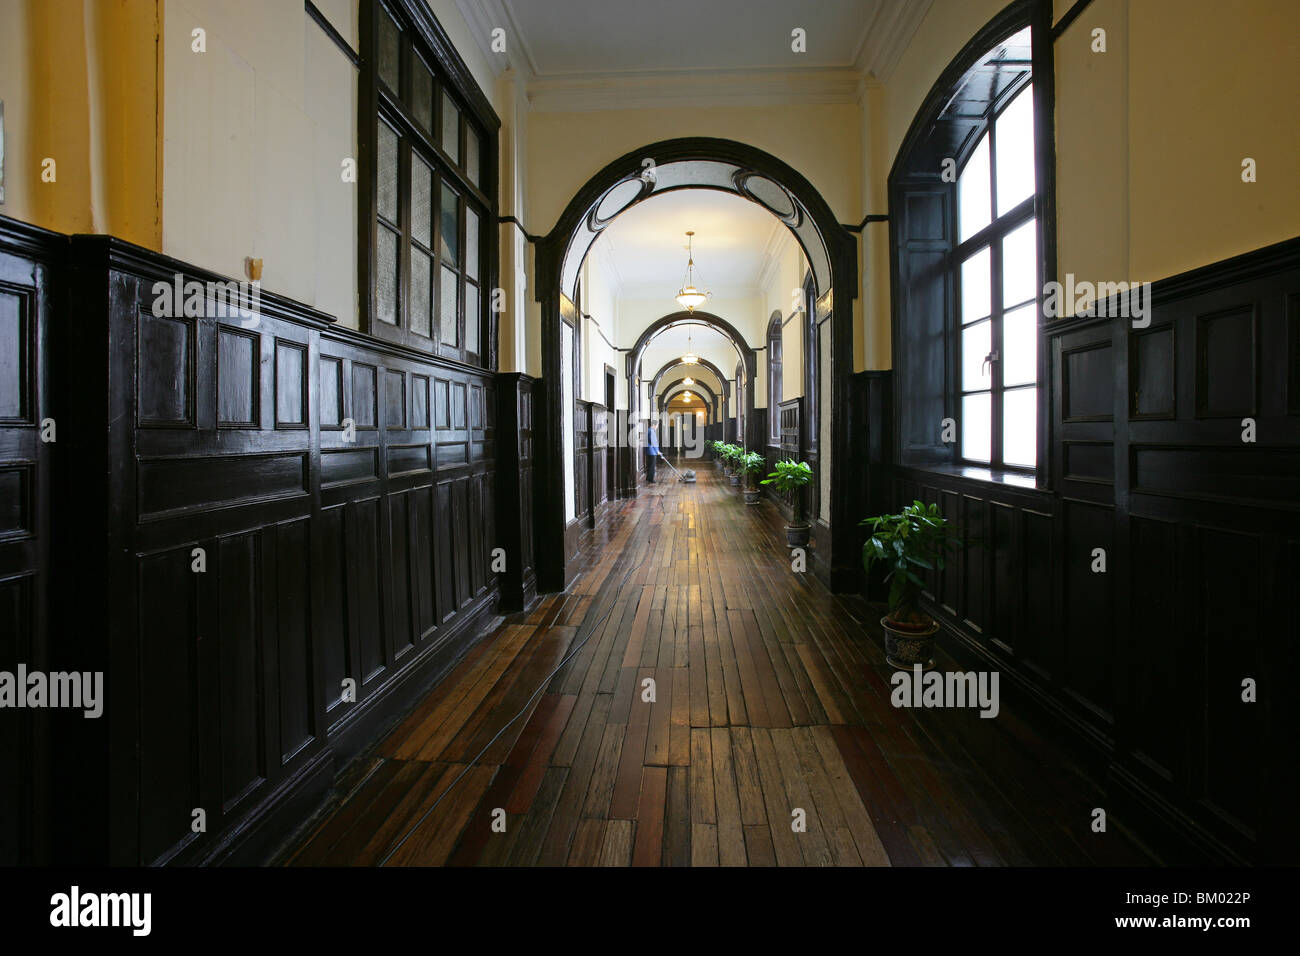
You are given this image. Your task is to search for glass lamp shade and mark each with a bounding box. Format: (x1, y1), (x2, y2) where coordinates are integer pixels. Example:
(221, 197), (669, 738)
(682, 377), (694, 386)
(682, 391), (692, 401)
(681, 352), (699, 365)
(675, 286), (709, 312)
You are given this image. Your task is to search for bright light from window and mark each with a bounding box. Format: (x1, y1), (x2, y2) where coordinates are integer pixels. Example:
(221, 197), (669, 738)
(958, 132), (991, 242)
(995, 84), (1036, 215)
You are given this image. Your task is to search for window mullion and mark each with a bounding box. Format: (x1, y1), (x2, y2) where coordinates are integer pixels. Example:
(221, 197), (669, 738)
(991, 231), (1005, 468)
(458, 191), (467, 359)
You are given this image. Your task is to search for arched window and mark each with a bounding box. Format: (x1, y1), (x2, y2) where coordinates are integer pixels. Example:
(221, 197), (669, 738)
(955, 50), (1037, 469)
(766, 311), (782, 443)
(889, 7), (1051, 478)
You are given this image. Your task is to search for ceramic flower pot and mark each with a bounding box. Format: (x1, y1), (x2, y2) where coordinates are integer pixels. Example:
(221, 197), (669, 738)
(785, 523), (810, 548)
(880, 616), (939, 671)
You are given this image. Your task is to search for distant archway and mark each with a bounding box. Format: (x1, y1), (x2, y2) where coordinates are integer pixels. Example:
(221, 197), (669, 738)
(534, 137), (858, 592)
(625, 310), (756, 449)
(649, 356), (731, 406)
(659, 379), (718, 420)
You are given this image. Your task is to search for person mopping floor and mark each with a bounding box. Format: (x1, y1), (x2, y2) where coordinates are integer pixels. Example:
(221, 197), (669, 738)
(645, 421), (695, 484)
(646, 421), (659, 483)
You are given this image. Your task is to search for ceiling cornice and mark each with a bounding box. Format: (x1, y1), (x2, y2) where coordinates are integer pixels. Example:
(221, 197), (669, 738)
(486, 0), (933, 110)
(525, 67), (864, 113)
(454, 0), (535, 77)
(863, 0), (933, 83)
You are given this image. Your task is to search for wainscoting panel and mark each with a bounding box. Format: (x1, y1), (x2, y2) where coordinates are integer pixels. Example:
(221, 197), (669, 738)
(0, 220), (58, 865)
(872, 237), (1300, 864)
(6, 228), (504, 866)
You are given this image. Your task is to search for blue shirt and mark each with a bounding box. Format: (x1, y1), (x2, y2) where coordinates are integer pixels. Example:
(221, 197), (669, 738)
(646, 425), (660, 456)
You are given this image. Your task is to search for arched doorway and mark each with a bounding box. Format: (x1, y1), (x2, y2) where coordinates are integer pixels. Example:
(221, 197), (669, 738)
(534, 137), (858, 592)
(648, 356), (732, 423)
(626, 309), (756, 449)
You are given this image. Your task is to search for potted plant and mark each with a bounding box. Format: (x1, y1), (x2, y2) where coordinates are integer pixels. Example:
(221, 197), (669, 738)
(711, 440), (726, 470)
(761, 459), (813, 547)
(859, 501), (959, 671)
(738, 452), (765, 504)
(724, 445), (743, 486)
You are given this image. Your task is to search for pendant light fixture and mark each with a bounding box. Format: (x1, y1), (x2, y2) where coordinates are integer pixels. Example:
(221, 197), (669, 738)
(681, 322), (699, 366)
(674, 231), (710, 313)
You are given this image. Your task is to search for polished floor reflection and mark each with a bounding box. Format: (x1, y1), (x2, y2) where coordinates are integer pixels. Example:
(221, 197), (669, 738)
(286, 466), (1154, 866)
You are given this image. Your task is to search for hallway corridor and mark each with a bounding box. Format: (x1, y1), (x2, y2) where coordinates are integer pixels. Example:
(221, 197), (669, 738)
(285, 468), (1153, 867)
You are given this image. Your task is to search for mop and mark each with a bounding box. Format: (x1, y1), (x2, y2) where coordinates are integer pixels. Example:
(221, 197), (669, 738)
(655, 452), (696, 482)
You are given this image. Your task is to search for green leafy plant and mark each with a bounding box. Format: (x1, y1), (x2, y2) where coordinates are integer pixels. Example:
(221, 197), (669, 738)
(760, 459), (813, 524)
(721, 443), (743, 466)
(738, 451), (765, 487)
(859, 501), (960, 628)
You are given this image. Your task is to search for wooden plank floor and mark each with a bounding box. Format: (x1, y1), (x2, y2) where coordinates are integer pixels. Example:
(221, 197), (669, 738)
(285, 465), (1154, 867)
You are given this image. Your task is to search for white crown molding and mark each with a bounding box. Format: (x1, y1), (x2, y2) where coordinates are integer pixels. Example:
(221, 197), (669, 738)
(525, 67), (864, 113)
(861, 0), (933, 83)
(454, 0), (536, 78)
(464, 0), (933, 106)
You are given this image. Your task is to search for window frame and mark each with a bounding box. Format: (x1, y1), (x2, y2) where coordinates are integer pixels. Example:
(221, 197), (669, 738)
(766, 311), (782, 443)
(886, 0), (1057, 488)
(359, 0), (500, 368)
(953, 75), (1038, 472)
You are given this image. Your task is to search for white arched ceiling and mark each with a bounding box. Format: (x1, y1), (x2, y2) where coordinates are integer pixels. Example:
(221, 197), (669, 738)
(658, 365), (723, 397)
(581, 189), (796, 349)
(639, 326), (741, 382)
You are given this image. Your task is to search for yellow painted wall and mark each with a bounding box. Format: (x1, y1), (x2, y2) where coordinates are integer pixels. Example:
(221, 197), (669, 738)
(525, 103), (863, 236)
(1125, 0), (1299, 281)
(163, 0), (345, 317)
(864, 0), (1300, 343)
(0, 0), (161, 245)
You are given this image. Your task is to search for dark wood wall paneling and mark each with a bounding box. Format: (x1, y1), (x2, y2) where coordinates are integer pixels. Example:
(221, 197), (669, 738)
(864, 238), (1300, 864)
(1, 222), (507, 865)
(573, 400), (609, 528)
(0, 219), (60, 865)
(495, 372), (536, 611)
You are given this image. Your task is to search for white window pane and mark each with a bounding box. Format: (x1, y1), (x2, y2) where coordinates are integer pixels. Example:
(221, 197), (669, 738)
(1002, 303), (1037, 387)
(995, 84), (1036, 215)
(376, 225), (398, 325)
(440, 183), (459, 266)
(439, 265), (459, 345)
(442, 92), (460, 164)
(962, 321), (991, 391)
(465, 208), (480, 280)
(412, 58), (433, 132)
(410, 247), (431, 337)
(1002, 218), (1037, 308)
(961, 247), (991, 323)
(376, 123), (399, 224)
(1003, 387), (1037, 467)
(958, 132), (991, 242)
(411, 154), (432, 248)
(962, 393), (991, 463)
(377, 10), (400, 92)
(466, 126), (481, 187)
(465, 283), (479, 355)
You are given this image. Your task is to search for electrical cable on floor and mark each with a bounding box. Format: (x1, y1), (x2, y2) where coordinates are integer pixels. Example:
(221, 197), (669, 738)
(376, 456), (687, 865)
